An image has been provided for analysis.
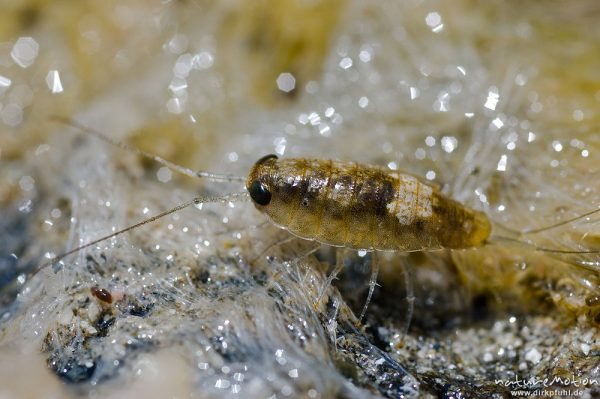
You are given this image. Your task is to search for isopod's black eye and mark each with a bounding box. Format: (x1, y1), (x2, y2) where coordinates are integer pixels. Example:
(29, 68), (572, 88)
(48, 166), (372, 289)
(249, 180), (272, 206)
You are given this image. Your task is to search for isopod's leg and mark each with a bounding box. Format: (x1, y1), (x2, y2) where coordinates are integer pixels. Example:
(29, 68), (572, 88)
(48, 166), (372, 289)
(296, 241), (322, 258)
(316, 248), (345, 305)
(359, 251), (380, 322)
(290, 241), (322, 286)
(249, 235), (296, 265)
(284, 241), (321, 288)
(401, 261), (415, 338)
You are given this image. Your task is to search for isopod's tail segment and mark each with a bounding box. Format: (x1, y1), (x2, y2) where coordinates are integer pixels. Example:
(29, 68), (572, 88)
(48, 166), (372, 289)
(49, 115), (246, 183)
(34, 192), (249, 275)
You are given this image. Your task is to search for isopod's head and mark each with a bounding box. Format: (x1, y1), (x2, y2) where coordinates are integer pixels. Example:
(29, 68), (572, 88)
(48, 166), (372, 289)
(247, 155), (317, 233)
(246, 154), (279, 210)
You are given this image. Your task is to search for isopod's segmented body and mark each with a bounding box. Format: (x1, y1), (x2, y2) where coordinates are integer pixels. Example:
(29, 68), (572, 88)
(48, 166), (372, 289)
(247, 155), (491, 251)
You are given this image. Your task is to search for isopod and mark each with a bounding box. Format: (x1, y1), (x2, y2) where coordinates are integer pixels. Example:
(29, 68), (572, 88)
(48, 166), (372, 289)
(246, 155), (491, 252)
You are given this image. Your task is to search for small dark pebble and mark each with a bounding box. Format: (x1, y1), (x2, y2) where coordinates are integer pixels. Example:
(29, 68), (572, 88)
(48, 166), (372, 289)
(198, 269), (210, 284)
(91, 287), (112, 304)
(127, 302), (154, 317)
(94, 312), (115, 336)
(253, 270), (268, 286)
(49, 357), (96, 383)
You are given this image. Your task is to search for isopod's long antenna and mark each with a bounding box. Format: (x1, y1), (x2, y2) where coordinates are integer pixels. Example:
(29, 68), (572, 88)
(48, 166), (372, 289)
(49, 115), (246, 183)
(489, 207), (600, 258)
(494, 206), (600, 236)
(489, 235), (600, 255)
(521, 207), (600, 235)
(36, 192), (249, 273)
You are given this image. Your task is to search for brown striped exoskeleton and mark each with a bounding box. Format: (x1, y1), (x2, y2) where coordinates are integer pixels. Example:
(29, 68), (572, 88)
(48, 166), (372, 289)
(246, 155), (491, 251)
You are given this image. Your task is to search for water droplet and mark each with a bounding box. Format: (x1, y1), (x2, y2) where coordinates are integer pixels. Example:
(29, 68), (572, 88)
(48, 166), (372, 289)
(166, 97), (184, 114)
(339, 57), (353, 69)
(409, 86), (420, 100)
(359, 49), (372, 63)
(11, 37), (39, 68)
(318, 124), (330, 136)
(168, 77), (188, 96)
(415, 148), (426, 160)
(552, 140), (563, 152)
(215, 378), (230, 389)
(0, 74), (11, 95)
(358, 96), (369, 108)
(2, 104), (23, 126)
(274, 137), (287, 154)
(276, 72), (296, 93)
(167, 34), (188, 54)
(441, 136), (458, 153)
(496, 154), (508, 172)
(425, 12), (444, 32)
(45, 70), (64, 94)
(281, 385), (293, 396)
(484, 88), (500, 110)
(491, 117), (504, 129)
(173, 53), (194, 78)
(227, 152), (238, 162)
(192, 51), (214, 69)
(308, 112), (320, 126)
(157, 166), (172, 183)
(515, 74), (527, 86)
(197, 362), (209, 370)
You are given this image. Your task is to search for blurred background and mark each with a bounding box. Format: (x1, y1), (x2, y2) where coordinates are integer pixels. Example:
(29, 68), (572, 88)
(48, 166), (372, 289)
(0, 1), (599, 398)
